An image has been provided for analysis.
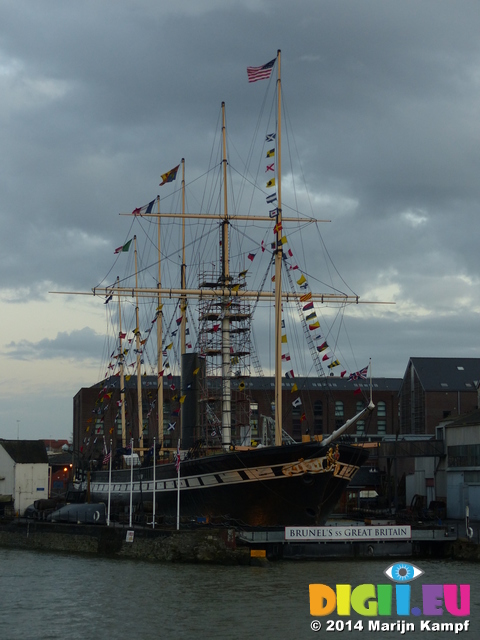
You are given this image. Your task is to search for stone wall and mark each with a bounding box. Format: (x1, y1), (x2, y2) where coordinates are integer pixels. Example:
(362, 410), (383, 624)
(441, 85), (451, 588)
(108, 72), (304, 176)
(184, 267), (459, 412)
(0, 521), (250, 564)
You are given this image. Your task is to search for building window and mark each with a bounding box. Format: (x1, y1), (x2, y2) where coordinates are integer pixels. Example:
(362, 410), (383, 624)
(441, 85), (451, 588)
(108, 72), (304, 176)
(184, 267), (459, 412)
(356, 401), (364, 412)
(94, 419), (104, 435)
(313, 400), (323, 435)
(335, 401), (344, 417)
(250, 403), (259, 436)
(448, 444), (480, 467)
(292, 419), (301, 439)
(377, 401), (386, 417)
(377, 420), (386, 435)
(356, 420), (365, 434)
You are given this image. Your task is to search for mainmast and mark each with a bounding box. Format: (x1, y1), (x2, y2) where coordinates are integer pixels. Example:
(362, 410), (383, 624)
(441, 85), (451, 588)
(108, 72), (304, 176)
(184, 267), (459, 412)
(221, 102), (232, 450)
(274, 49), (283, 446)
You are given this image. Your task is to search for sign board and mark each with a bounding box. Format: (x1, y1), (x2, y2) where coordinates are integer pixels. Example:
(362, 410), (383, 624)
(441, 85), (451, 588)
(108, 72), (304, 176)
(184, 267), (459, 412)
(126, 530), (135, 543)
(285, 525), (411, 542)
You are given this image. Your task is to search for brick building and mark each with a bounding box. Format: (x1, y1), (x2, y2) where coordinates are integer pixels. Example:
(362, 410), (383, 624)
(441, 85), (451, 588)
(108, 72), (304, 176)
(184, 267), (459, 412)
(399, 357), (480, 435)
(73, 374), (401, 462)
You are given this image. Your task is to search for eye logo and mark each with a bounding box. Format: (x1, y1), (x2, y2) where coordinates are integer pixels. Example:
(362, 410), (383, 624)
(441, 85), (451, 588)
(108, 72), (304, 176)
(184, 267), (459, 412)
(384, 562), (424, 583)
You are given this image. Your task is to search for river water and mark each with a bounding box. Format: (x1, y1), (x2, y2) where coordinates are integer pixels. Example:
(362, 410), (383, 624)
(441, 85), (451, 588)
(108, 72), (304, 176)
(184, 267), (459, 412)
(0, 549), (478, 639)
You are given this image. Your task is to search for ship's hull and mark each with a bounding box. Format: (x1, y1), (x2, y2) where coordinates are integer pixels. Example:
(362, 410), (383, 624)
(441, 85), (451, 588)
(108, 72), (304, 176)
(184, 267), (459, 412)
(88, 441), (369, 527)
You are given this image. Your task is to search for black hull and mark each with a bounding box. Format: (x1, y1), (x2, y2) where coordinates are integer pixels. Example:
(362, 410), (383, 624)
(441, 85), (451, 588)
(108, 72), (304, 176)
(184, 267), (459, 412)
(88, 442), (369, 527)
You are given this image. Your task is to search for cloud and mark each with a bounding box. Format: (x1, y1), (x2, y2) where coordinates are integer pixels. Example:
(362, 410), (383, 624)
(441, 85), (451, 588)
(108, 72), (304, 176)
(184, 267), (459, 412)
(4, 327), (104, 361)
(2, 0), (480, 437)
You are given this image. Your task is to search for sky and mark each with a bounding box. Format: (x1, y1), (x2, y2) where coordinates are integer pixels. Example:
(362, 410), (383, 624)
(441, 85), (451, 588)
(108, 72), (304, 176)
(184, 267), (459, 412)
(2, 0), (480, 441)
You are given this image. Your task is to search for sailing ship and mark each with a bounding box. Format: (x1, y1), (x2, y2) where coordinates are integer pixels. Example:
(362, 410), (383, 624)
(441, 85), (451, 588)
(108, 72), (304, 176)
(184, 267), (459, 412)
(70, 50), (376, 527)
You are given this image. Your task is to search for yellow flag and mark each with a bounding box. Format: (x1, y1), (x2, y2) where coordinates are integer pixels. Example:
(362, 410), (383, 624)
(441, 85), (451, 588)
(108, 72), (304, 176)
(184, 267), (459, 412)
(297, 274), (306, 285)
(266, 178), (276, 188)
(179, 395), (187, 404)
(166, 343), (173, 350)
(193, 367), (200, 375)
(291, 383), (298, 393)
(126, 375), (131, 381)
(281, 334), (288, 343)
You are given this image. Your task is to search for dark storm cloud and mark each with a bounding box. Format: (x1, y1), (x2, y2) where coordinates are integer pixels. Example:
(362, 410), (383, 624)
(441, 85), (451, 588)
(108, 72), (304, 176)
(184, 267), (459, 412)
(4, 327), (104, 361)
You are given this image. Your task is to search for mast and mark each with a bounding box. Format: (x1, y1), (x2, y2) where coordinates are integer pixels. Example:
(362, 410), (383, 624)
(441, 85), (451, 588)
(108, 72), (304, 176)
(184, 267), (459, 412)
(117, 276), (127, 448)
(156, 197), (164, 449)
(274, 49), (283, 446)
(134, 235), (144, 449)
(180, 158), (187, 357)
(180, 158), (186, 447)
(221, 102), (232, 450)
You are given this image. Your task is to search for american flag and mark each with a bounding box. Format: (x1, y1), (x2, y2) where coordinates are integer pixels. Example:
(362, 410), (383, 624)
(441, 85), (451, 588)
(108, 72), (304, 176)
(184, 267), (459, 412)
(103, 451), (112, 465)
(247, 58), (275, 83)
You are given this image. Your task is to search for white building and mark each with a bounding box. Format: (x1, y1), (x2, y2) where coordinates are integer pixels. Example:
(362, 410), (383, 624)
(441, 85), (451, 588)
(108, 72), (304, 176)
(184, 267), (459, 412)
(436, 410), (480, 521)
(0, 440), (49, 515)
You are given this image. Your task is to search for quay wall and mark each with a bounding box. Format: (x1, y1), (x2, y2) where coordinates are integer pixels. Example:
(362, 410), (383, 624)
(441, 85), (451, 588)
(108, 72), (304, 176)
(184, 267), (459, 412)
(0, 520), (478, 563)
(0, 521), (249, 564)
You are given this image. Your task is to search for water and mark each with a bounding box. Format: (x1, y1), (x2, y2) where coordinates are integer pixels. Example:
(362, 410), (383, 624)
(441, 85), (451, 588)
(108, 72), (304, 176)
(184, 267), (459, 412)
(0, 549), (478, 639)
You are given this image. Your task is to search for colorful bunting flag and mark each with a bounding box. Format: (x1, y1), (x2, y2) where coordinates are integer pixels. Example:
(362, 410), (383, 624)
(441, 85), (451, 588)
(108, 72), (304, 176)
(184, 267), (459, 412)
(266, 178), (276, 188)
(328, 360), (340, 369)
(160, 164), (180, 186)
(114, 239), (132, 254)
(132, 201), (155, 216)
